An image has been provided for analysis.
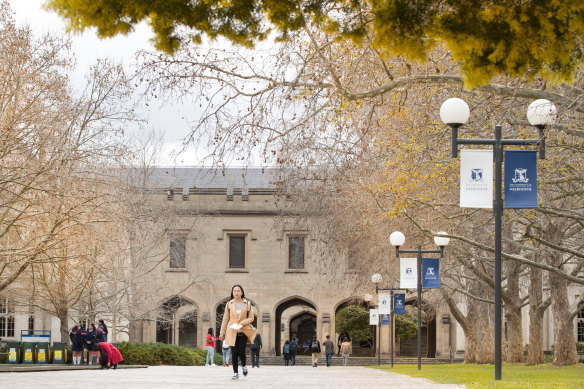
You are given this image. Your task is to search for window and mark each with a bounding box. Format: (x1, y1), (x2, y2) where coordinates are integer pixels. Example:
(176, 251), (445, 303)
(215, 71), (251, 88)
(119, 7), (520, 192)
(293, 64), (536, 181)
(28, 316), (34, 334)
(0, 296), (15, 337)
(170, 235), (186, 268)
(289, 236), (305, 269)
(229, 236), (245, 268)
(578, 303), (584, 343)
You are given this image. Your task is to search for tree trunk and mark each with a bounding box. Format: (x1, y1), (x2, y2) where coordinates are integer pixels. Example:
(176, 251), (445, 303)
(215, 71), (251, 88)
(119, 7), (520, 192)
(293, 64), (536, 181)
(526, 263), (546, 365)
(549, 269), (578, 365)
(504, 258), (524, 362)
(58, 307), (69, 346)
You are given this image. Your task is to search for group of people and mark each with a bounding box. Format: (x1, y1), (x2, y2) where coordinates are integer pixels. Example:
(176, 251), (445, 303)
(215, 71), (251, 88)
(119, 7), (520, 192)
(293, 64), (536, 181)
(69, 319), (123, 369)
(301, 334), (352, 368)
(281, 338), (299, 366)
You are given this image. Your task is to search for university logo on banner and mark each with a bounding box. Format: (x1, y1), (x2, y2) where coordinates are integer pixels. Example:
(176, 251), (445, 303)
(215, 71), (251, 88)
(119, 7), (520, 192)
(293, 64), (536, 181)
(378, 293), (391, 314)
(393, 294), (406, 315)
(460, 150), (494, 208)
(504, 150), (538, 209)
(369, 309), (379, 325)
(380, 314), (390, 325)
(400, 258), (417, 289)
(422, 258), (440, 288)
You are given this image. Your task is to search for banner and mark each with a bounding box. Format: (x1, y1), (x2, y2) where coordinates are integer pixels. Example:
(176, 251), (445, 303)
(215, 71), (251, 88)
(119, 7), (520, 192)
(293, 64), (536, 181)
(380, 314), (390, 325)
(369, 309), (379, 325)
(504, 150), (538, 209)
(460, 150), (493, 208)
(400, 258), (417, 289)
(422, 258), (440, 288)
(393, 294), (406, 314)
(378, 293), (391, 314)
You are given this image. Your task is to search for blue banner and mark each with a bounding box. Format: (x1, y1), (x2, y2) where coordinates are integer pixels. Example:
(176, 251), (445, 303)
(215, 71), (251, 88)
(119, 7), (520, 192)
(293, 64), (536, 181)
(422, 258), (440, 288)
(504, 150), (538, 209)
(380, 314), (390, 325)
(393, 294), (406, 314)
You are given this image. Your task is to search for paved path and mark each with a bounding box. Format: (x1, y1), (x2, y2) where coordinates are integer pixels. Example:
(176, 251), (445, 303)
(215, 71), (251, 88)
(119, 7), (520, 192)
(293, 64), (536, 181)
(0, 365), (466, 388)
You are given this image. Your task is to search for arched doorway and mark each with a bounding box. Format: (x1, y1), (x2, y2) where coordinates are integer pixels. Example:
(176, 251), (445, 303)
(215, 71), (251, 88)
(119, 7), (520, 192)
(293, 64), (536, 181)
(398, 298), (436, 357)
(275, 297), (317, 356)
(335, 298), (374, 357)
(214, 299), (258, 353)
(156, 296), (197, 346)
(289, 311), (316, 355)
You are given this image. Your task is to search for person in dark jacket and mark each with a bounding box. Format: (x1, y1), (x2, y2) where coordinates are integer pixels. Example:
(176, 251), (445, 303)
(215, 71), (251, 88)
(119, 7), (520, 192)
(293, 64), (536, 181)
(97, 319), (109, 342)
(283, 340), (291, 366)
(290, 338), (299, 366)
(83, 322), (97, 364)
(322, 334), (335, 367)
(250, 332), (262, 368)
(309, 335), (321, 367)
(69, 321), (85, 365)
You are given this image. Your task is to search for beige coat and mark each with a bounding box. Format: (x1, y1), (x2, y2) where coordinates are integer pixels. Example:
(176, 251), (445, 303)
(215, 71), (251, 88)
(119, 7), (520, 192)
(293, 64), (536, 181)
(220, 298), (256, 347)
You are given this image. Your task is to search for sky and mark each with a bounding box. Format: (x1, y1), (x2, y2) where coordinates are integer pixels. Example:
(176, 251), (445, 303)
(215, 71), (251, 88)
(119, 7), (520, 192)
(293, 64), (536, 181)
(8, 0), (203, 166)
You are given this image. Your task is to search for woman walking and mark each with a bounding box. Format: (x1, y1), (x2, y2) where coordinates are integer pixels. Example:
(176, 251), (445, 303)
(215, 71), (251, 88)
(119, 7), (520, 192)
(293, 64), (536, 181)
(219, 285), (256, 380)
(69, 321), (85, 365)
(205, 328), (216, 366)
(340, 336), (352, 366)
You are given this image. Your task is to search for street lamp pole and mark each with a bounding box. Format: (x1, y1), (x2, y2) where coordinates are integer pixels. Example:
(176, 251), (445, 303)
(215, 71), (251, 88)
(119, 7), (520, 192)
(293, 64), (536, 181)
(440, 98), (556, 381)
(390, 231), (448, 371)
(374, 285), (406, 368)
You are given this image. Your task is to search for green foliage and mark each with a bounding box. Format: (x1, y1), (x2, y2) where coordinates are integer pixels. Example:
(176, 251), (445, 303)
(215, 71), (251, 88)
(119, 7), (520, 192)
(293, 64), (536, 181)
(373, 363), (584, 389)
(116, 342), (210, 365)
(45, 0), (584, 86)
(335, 305), (373, 344)
(395, 305), (425, 341)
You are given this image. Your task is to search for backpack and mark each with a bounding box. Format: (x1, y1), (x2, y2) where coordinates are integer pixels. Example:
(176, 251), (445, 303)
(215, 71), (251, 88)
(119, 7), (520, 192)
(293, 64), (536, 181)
(290, 341), (298, 353)
(343, 344), (349, 354)
(311, 340), (319, 349)
(284, 343), (290, 353)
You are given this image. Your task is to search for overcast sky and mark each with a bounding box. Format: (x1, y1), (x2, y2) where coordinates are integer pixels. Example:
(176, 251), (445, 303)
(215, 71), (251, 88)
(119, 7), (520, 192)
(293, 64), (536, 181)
(8, 0), (203, 166)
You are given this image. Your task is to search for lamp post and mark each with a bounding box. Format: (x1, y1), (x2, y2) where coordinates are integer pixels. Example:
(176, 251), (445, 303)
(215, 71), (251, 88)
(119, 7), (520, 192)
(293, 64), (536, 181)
(371, 273), (382, 366)
(390, 231), (449, 371)
(440, 97), (556, 381)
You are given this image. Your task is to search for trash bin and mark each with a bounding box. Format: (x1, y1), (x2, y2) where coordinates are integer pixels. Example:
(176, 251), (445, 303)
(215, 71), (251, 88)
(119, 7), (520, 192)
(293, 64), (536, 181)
(7, 341), (20, 364)
(22, 341), (35, 364)
(52, 342), (67, 364)
(36, 342), (50, 364)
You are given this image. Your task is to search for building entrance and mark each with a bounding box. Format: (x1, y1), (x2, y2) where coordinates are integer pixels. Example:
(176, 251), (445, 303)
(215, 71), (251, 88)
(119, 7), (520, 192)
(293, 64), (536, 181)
(275, 297), (317, 356)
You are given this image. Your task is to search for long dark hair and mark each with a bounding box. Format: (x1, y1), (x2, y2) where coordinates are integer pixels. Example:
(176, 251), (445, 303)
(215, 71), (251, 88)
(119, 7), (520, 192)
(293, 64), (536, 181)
(208, 328), (214, 335)
(98, 319), (108, 334)
(88, 322), (96, 331)
(230, 284), (245, 299)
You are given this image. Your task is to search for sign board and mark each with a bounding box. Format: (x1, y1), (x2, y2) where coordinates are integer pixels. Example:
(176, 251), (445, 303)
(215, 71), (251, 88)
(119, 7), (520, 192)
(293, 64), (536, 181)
(504, 150), (538, 208)
(378, 293), (391, 314)
(380, 314), (390, 325)
(400, 258), (417, 289)
(21, 334), (51, 343)
(393, 294), (406, 314)
(369, 309), (379, 325)
(422, 258), (440, 288)
(460, 149), (493, 208)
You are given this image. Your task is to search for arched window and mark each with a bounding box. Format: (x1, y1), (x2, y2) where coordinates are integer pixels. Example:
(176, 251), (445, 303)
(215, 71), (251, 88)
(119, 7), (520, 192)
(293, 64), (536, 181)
(0, 295), (15, 337)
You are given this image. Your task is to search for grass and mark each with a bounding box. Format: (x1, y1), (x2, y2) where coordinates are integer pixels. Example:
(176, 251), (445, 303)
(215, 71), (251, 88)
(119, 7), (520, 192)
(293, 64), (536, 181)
(371, 363), (584, 389)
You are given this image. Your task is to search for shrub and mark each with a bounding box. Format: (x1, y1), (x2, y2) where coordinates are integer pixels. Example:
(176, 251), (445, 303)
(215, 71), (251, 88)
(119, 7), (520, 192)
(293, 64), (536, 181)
(116, 342), (208, 365)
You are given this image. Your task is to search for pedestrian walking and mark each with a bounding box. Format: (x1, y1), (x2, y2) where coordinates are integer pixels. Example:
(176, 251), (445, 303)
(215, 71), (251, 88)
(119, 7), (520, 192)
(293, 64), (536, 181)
(97, 319), (109, 343)
(337, 334), (343, 356)
(221, 341), (231, 367)
(98, 342), (123, 369)
(290, 338), (299, 366)
(219, 285), (257, 380)
(341, 336), (352, 366)
(205, 328), (216, 366)
(250, 331), (262, 367)
(309, 335), (321, 367)
(69, 321), (85, 365)
(83, 322), (96, 364)
(283, 340), (291, 366)
(322, 334), (335, 367)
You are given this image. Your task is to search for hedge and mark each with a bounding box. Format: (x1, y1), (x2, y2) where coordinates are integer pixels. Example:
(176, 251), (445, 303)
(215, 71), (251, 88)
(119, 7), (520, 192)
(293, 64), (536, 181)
(116, 342), (223, 366)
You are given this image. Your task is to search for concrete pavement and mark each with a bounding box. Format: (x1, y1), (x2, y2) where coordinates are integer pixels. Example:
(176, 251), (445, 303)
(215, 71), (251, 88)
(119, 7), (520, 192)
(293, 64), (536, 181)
(0, 365), (466, 388)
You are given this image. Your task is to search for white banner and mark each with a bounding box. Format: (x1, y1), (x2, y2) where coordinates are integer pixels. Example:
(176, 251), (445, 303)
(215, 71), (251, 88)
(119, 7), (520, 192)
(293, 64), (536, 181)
(400, 258), (418, 289)
(369, 309), (379, 325)
(460, 149), (493, 208)
(378, 293), (391, 314)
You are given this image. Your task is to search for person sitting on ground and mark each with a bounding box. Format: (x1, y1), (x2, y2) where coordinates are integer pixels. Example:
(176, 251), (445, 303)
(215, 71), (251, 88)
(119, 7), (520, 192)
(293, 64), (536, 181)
(98, 342), (123, 369)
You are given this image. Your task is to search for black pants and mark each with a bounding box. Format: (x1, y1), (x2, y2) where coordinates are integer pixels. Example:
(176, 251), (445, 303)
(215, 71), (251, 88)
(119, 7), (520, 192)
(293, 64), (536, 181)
(231, 333), (247, 373)
(250, 348), (260, 367)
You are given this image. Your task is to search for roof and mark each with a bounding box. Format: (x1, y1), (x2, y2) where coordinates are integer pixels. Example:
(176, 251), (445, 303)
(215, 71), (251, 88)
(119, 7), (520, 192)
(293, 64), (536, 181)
(148, 167), (279, 193)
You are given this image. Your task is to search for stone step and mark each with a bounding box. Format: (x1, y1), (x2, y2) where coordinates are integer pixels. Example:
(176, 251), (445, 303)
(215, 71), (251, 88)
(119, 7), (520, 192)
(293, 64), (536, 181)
(257, 356), (463, 366)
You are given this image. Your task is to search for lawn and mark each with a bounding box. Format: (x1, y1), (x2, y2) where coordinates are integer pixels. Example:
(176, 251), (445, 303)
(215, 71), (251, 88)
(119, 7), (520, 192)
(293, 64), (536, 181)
(371, 363), (584, 389)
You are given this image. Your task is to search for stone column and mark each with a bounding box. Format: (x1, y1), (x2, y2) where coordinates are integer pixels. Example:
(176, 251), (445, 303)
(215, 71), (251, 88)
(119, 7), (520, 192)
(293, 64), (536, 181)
(262, 312), (272, 355)
(380, 322), (390, 356)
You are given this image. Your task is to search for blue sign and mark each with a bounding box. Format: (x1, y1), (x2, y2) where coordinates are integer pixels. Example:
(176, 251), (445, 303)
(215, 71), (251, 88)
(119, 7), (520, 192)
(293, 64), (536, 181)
(422, 258), (440, 288)
(393, 294), (406, 314)
(380, 314), (390, 325)
(504, 150), (538, 209)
